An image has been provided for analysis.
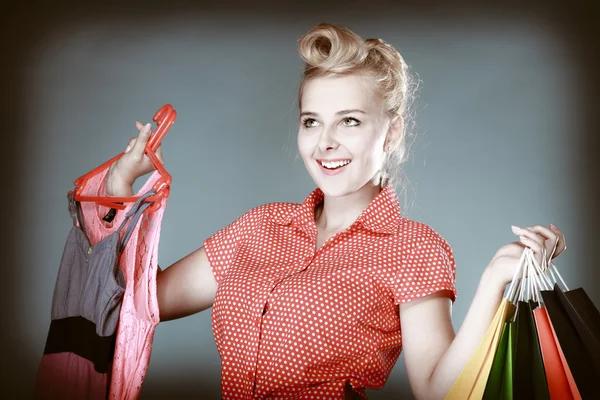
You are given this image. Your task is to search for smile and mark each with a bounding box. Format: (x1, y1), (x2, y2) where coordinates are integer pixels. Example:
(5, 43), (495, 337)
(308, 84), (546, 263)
(316, 159), (352, 175)
(320, 159), (351, 169)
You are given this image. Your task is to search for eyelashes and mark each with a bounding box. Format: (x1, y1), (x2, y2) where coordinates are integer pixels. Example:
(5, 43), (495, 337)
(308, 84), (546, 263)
(342, 117), (361, 127)
(301, 117), (361, 128)
(301, 117), (318, 128)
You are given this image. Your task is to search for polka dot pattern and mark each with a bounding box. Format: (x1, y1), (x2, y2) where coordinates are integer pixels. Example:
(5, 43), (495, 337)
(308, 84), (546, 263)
(204, 186), (457, 399)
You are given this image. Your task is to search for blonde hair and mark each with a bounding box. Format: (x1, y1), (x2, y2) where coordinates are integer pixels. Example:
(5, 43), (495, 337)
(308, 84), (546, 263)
(297, 23), (418, 187)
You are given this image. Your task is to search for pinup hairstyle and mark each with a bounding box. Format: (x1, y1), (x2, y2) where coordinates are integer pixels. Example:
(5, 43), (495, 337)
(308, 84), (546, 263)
(297, 23), (418, 187)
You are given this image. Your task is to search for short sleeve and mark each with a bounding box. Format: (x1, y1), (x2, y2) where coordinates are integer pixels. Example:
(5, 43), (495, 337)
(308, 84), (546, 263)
(393, 228), (457, 304)
(203, 207), (263, 284)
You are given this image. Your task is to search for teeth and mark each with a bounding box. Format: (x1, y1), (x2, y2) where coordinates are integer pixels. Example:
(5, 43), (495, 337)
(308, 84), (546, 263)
(320, 160), (351, 169)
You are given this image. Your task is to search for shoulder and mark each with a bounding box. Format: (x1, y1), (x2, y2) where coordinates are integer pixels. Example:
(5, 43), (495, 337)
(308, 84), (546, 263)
(392, 217), (453, 255)
(236, 200), (299, 225)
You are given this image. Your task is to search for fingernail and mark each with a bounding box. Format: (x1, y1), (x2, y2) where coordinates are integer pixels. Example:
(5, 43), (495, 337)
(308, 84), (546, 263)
(511, 225), (521, 232)
(125, 145), (131, 153)
(550, 223), (557, 229)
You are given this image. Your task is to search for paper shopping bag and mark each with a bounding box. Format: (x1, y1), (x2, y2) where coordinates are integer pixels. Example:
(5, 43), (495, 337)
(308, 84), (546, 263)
(445, 299), (516, 400)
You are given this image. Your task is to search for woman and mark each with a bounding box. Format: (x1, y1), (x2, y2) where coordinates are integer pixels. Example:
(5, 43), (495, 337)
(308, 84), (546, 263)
(106, 23), (565, 399)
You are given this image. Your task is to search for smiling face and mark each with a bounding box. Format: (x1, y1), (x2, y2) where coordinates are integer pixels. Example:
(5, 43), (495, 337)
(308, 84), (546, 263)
(298, 74), (392, 197)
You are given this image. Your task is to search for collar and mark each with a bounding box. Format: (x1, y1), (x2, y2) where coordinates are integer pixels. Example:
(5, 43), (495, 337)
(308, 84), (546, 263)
(274, 186), (402, 235)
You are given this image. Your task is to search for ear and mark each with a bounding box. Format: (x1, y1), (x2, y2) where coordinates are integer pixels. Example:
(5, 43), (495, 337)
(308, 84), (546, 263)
(384, 117), (404, 152)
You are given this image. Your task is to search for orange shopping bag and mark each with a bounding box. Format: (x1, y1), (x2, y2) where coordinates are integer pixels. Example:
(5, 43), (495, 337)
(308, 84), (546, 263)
(534, 307), (578, 400)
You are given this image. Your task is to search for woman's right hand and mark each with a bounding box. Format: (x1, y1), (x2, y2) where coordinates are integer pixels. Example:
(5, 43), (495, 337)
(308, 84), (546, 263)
(106, 121), (165, 196)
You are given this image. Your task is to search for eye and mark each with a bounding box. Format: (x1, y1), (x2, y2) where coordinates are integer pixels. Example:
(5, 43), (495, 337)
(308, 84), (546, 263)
(342, 117), (360, 127)
(301, 118), (318, 128)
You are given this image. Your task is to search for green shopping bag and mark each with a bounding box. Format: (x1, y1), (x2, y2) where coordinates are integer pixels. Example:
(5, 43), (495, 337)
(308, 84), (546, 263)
(483, 322), (510, 399)
(503, 322), (515, 400)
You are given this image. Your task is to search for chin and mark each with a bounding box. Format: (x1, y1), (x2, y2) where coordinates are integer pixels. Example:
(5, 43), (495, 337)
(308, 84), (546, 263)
(319, 176), (383, 198)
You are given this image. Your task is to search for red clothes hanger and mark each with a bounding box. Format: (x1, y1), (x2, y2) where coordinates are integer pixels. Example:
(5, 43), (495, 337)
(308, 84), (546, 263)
(69, 104), (176, 213)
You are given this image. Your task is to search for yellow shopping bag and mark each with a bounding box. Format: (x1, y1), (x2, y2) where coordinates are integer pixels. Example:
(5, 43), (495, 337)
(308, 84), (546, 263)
(470, 301), (516, 399)
(445, 298), (516, 400)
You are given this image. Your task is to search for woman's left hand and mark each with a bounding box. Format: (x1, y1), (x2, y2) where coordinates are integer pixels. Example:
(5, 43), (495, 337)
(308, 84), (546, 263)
(488, 224), (567, 286)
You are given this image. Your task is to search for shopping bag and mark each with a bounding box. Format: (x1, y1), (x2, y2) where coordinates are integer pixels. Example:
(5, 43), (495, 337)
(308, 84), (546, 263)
(504, 249), (550, 399)
(482, 321), (517, 400)
(483, 322), (510, 399)
(564, 289), (600, 338)
(533, 306), (576, 400)
(470, 300), (517, 399)
(541, 287), (596, 399)
(554, 285), (600, 370)
(503, 321), (515, 400)
(483, 321), (517, 400)
(512, 301), (535, 399)
(445, 299), (516, 400)
(552, 322), (583, 399)
(445, 250), (528, 400)
(512, 301), (549, 400)
(528, 301), (550, 400)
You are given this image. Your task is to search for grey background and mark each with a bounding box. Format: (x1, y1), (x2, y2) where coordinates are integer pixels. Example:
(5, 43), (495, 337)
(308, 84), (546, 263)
(2, 1), (598, 399)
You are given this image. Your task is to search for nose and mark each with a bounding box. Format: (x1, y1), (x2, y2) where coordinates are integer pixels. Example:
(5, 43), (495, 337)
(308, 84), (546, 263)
(317, 125), (339, 152)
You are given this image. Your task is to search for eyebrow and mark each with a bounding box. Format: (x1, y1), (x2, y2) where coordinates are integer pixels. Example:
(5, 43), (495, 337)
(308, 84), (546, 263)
(300, 109), (367, 118)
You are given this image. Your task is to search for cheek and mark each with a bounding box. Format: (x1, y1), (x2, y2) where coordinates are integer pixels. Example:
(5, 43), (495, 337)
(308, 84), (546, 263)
(349, 132), (385, 160)
(355, 150), (385, 172)
(297, 132), (315, 160)
(347, 137), (387, 173)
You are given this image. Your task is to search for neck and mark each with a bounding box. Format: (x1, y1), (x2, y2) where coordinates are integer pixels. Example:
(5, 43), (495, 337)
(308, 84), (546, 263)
(315, 182), (383, 232)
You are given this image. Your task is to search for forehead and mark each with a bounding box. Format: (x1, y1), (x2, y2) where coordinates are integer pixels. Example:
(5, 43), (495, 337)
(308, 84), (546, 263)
(301, 74), (383, 115)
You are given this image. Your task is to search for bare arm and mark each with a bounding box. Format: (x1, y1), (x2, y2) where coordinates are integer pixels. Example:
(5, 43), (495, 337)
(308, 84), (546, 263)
(106, 122), (218, 323)
(400, 224), (566, 399)
(156, 246), (218, 322)
(400, 268), (504, 400)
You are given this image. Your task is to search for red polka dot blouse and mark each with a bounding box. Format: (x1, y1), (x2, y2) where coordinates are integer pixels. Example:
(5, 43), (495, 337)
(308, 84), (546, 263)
(204, 186), (457, 399)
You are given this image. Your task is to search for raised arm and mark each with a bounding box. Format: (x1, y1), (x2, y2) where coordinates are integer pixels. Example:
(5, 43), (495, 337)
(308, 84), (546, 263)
(107, 121), (218, 322)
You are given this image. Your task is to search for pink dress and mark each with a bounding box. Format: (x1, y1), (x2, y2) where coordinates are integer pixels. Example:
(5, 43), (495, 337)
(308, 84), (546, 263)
(36, 167), (167, 399)
(77, 168), (168, 399)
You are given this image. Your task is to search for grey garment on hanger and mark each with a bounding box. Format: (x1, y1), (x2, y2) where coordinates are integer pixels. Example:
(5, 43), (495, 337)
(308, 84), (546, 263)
(50, 190), (156, 337)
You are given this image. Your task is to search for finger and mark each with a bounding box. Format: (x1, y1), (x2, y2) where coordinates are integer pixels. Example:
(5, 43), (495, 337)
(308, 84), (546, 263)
(530, 224), (564, 259)
(512, 226), (545, 248)
(519, 236), (544, 255)
(135, 121), (145, 131)
(125, 137), (136, 153)
(549, 224), (567, 257)
(131, 123), (152, 158)
(526, 225), (558, 243)
(526, 224), (560, 259)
